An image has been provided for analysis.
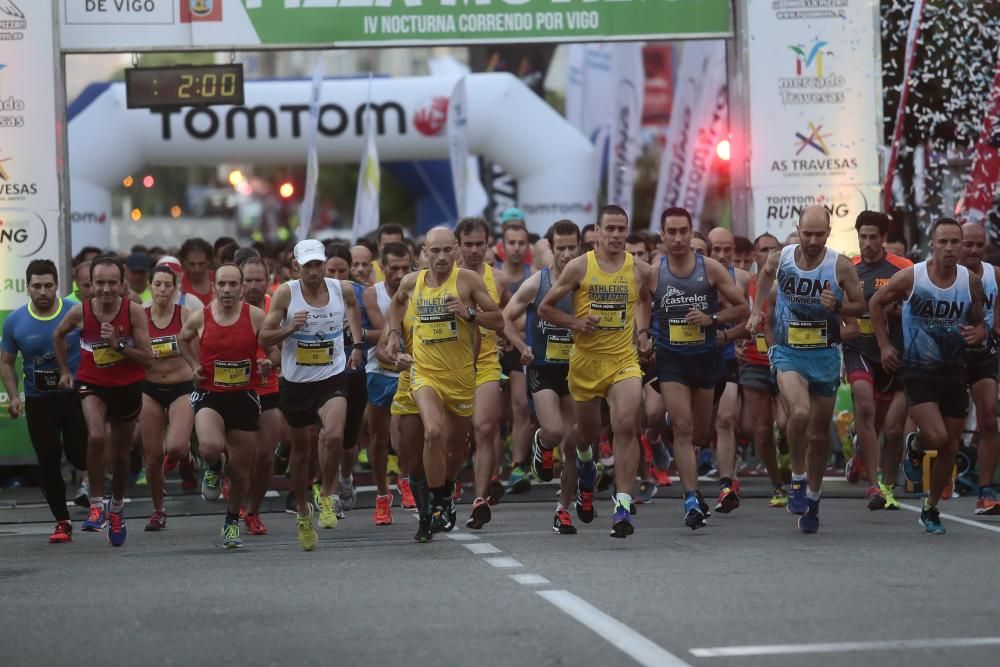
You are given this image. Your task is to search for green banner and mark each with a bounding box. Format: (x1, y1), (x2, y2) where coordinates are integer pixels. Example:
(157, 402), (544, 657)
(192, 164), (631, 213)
(0, 310), (35, 466)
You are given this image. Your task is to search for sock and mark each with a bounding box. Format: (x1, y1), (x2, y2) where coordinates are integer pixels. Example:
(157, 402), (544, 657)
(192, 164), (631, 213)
(410, 477), (430, 516)
(720, 477), (734, 489)
(340, 475), (353, 486)
(556, 503), (568, 512)
(806, 489), (821, 502)
(225, 511), (239, 524)
(684, 490), (697, 500)
(109, 498), (125, 513)
(443, 479), (454, 502)
(90, 496), (104, 509)
(980, 485), (994, 497)
(615, 492), (632, 509)
(791, 472), (807, 483)
(924, 498), (935, 510)
(431, 485), (447, 507)
(577, 445), (594, 463)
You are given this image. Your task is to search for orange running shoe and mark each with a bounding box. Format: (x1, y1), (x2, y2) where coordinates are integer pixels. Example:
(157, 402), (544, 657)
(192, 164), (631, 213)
(397, 478), (416, 510)
(244, 513), (268, 535)
(374, 493), (393, 525)
(49, 520), (72, 544)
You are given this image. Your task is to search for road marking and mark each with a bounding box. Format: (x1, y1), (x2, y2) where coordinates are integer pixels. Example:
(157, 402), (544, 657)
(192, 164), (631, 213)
(689, 637), (1000, 657)
(899, 503), (1000, 534)
(445, 532), (479, 541)
(464, 542), (501, 554)
(510, 573), (550, 586)
(484, 557), (522, 568)
(537, 590), (691, 667)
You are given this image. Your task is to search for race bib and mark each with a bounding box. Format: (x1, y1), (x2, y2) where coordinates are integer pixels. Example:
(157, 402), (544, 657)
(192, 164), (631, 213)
(857, 315), (874, 335)
(755, 333), (768, 354)
(788, 320), (828, 349)
(295, 340), (334, 366)
(544, 334), (572, 362)
(33, 368), (60, 392)
(213, 359), (251, 387)
(418, 314), (458, 344)
(91, 341), (124, 368)
(668, 318), (705, 345)
(590, 302), (626, 331)
(150, 335), (179, 359)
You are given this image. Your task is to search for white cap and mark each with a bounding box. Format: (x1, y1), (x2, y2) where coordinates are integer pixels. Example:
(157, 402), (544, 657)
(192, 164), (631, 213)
(156, 255), (183, 275)
(294, 239), (326, 266)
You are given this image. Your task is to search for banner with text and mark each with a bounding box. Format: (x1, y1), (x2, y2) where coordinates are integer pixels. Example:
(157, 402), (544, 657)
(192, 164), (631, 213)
(606, 44), (644, 218)
(751, 184), (880, 255)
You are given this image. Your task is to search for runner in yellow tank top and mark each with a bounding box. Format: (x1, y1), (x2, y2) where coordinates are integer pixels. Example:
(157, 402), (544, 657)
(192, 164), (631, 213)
(539, 205), (653, 539)
(387, 227), (504, 542)
(454, 217), (514, 528)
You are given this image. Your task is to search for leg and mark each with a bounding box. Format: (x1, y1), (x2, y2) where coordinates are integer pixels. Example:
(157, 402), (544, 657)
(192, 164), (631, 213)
(508, 370), (532, 468)
(139, 395), (168, 512)
(317, 397), (348, 498)
(715, 382), (740, 480)
(224, 429), (256, 516)
(606, 377), (642, 497)
(879, 392), (908, 487)
(850, 379), (880, 487)
(367, 404), (392, 496)
(249, 408), (280, 514)
(930, 417), (965, 506)
(743, 386), (781, 486)
(288, 425), (314, 517)
(108, 419), (138, 503)
(660, 382), (699, 492)
(81, 395), (108, 502)
(805, 393), (837, 494)
(472, 381), (502, 498)
(774, 370), (812, 477)
(557, 395), (579, 507)
(25, 398), (72, 522)
(414, 387), (448, 488)
(971, 379), (999, 491)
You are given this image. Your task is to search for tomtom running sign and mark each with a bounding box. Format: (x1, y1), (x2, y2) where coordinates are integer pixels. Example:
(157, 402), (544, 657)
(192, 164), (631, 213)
(60, 0), (733, 51)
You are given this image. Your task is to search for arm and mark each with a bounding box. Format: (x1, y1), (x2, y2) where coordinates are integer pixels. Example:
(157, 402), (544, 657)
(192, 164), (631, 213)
(538, 256), (594, 333)
(834, 255), (865, 317)
(53, 304), (83, 389)
(502, 273), (541, 364)
(962, 273), (988, 346)
(120, 302), (154, 369)
(992, 267), (1000, 338)
(840, 316), (861, 342)
(386, 273), (417, 360)
(705, 261), (751, 345)
(362, 287), (384, 345)
(457, 270), (504, 332)
(258, 285), (304, 348)
(0, 350), (22, 419)
(634, 260), (653, 358)
(869, 268), (914, 373)
(177, 307), (205, 383)
(340, 281), (365, 370)
(747, 249), (780, 332)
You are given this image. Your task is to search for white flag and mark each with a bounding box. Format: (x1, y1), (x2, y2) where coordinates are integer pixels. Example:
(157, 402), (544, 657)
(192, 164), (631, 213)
(606, 43), (645, 217)
(297, 62), (324, 242)
(447, 76), (470, 220)
(352, 85), (380, 243)
(565, 44), (615, 185)
(651, 41), (727, 230)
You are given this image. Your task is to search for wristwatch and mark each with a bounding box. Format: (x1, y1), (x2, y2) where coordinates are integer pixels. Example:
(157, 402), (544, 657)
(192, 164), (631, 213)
(711, 314), (719, 324)
(465, 306), (477, 322)
(115, 338), (128, 352)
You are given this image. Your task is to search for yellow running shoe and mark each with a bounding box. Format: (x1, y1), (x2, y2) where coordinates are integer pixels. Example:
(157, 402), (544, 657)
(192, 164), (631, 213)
(297, 506), (317, 552)
(768, 486), (788, 508)
(387, 454), (401, 479)
(317, 494), (338, 529)
(880, 482), (901, 510)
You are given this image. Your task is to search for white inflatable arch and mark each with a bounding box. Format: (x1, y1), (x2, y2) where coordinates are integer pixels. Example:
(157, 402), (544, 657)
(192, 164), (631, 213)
(68, 72), (596, 252)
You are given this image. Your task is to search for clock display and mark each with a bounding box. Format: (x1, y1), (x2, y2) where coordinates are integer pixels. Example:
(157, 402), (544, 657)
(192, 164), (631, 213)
(125, 64), (245, 109)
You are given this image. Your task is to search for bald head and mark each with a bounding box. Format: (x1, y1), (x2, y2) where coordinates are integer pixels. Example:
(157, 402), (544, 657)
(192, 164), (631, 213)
(708, 227), (736, 267)
(798, 205), (831, 231)
(350, 245), (373, 285)
(961, 221), (986, 267)
(797, 205), (831, 258)
(426, 226), (456, 246)
(424, 226), (457, 274)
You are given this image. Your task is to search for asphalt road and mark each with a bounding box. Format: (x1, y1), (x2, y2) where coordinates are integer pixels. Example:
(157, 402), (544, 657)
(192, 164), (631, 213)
(2, 479), (998, 667)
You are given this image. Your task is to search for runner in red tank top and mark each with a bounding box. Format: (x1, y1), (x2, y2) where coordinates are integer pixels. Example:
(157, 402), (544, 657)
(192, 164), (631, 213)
(53, 256), (153, 547)
(178, 263), (270, 549)
(180, 238), (215, 307)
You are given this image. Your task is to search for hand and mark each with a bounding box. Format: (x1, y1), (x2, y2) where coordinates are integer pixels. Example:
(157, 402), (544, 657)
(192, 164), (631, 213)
(734, 343), (747, 363)
(960, 324), (986, 346)
(191, 366), (205, 384)
(685, 309), (713, 327)
(745, 310), (761, 334)
(100, 322), (117, 345)
(58, 371), (73, 391)
(258, 358), (272, 380)
(497, 333), (512, 352)
(574, 315), (601, 333)
(880, 344), (900, 373)
(348, 347), (363, 370)
(445, 294), (468, 317)
(290, 310), (310, 332)
(386, 330), (400, 360)
(820, 281), (839, 311)
(395, 352), (413, 370)
(7, 395), (22, 419)
(716, 330), (729, 346)
(518, 345), (534, 366)
(638, 332), (653, 361)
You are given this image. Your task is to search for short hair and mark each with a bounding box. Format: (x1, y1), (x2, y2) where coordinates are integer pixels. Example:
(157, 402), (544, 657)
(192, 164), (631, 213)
(581, 223), (597, 237)
(626, 233), (653, 252)
(377, 224), (405, 244)
(73, 246), (102, 265)
(325, 242), (352, 263)
(179, 237), (213, 261)
(528, 232), (540, 244)
(130, 244), (149, 254)
(26, 259), (58, 284)
(151, 265), (178, 286)
(580, 241), (594, 254)
(217, 243), (238, 264)
(692, 231), (712, 255)
(74, 261), (92, 281)
(546, 220), (581, 248)
(238, 256), (269, 278)
(380, 241), (411, 266)
(214, 262), (243, 282)
(753, 232), (779, 249)
(455, 216), (491, 240)
(501, 222), (529, 243)
(598, 205), (629, 225)
(734, 236), (753, 255)
(403, 238), (419, 259)
(855, 210), (890, 235)
(931, 217), (962, 237)
(213, 236), (238, 254)
(233, 246), (262, 267)
(660, 207), (692, 229)
(90, 255), (125, 281)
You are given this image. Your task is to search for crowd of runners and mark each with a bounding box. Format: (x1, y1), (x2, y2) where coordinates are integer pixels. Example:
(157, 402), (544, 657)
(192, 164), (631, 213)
(3, 204), (999, 549)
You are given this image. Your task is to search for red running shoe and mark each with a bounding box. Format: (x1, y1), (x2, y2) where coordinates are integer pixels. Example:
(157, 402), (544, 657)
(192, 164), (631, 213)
(144, 510), (167, 532)
(397, 478), (416, 510)
(651, 467), (672, 487)
(244, 513), (268, 535)
(49, 520), (72, 544)
(179, 455), (198, 491)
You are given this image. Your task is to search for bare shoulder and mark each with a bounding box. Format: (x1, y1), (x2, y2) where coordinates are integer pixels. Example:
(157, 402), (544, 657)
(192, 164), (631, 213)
(491, 265), (510, 290)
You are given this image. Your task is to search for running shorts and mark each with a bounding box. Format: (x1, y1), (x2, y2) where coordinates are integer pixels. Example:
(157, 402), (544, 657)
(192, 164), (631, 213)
(501, 348), (523, 376)
(656, 347), (718, 390)
(713, 357), (739, 401)
(476, 357), (503, 387)
(843, 349), (901, 402)
(739, 362), (776, 395)
(259, 391), (280, 412)
(411, 367), (475, 417)
(76, 380), (142, 423)
(390, 367), (418, 416)
(142, 380), (196, 411)
(768, 345), (840, 398)
(526, 364), (569, 397)
(344, 370), (368, 449)
(279, 374), (348, 429)
(191, 389), (261, 432)
(903, 373), (969, 420)
(568, 350), (641, 403)
(965, 345), (999, 386)
(367, 372), (400, 409)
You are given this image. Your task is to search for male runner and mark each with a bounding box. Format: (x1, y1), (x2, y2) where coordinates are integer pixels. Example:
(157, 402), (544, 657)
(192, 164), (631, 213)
(870, 218), (986, 533)
(179, 238), (215, 307)
(260, 240), (364, 551)
(386, 227), (504, 540)
(653, 210), (748, 528)
(350, 245), (374, 286)
(749, 205), (864, 533)
(371, 224), (406, 284)
(1, 260), (86, 543)
(179, 264), (269, 548)
(841, 211), (911, 510)
(539, 205), (653, 538)
(54, 256), (153, 547)
(504, 220), (581, 533)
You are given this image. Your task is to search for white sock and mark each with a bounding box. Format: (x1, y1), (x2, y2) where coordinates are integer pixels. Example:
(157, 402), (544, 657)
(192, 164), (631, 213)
(556, 503), (568, 512)
(109, 498), (125, 513)
(806, 489), (821, 502)
(792, 472), (807, 483)
(90, 496), (104, 509)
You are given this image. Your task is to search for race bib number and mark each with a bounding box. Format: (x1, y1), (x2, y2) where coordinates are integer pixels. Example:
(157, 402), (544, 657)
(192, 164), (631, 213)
(788, 320), (828, 349)
(857, 315), (874, 335)
(150, 335), (179, 359)
(544, 334), (572, 362)
(91, 341), (124, 368)
(33, 368), (60, 392)
(668, 318), (705, 345)
(295, 340), (334, 366)
(418, 314), (458, 344)
(755, 334), (768, 354)
(213, 359), (251, 387)
(590, 302), (626, 331)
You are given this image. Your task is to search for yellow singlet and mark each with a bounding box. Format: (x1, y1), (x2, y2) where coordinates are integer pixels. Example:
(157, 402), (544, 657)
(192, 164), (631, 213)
(572, 250), (638, 359)
(477, 267), (501, 367)
(390, 297), (417, 416)
(372, 260), (385, 284)
(412, 265), (475, 373)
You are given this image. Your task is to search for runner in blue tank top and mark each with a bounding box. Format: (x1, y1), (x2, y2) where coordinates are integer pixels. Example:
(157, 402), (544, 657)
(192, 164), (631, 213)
(870, 218), (987, 534)
(749, 205), (865, 535)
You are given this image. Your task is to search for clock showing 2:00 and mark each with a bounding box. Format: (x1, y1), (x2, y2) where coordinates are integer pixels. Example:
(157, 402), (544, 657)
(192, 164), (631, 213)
(125, 64), (245, 109)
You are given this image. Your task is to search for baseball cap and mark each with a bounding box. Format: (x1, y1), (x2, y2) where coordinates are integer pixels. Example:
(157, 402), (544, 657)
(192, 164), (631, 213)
(501, 207), (525, 223)
(126, 252), (150, 272)
(156, 255), (183, 276)
(294, 239), (327, 265)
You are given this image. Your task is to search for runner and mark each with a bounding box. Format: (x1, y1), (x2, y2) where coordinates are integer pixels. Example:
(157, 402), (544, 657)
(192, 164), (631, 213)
(652, 210), (748, 529)
(371, 224), (406, 284)
(179, 238), (215, 307)
(53, 256), (154, 547)
(350, 244), (374, 286)
(841, 211), (911, 511)
(386, 227), (504, 539)
(503, 220), (581, 533)
(259, 240), (365, 551)
(1, 260), (87, 543)
(869, 218), (987, 533)
(539, 205), (653, 538)
(179, 264), (270, 549)
(749, 205), (864, 533)
(139, 265), (196, 531)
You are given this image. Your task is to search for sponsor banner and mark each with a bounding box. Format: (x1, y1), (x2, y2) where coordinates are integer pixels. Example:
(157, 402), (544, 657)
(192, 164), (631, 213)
(565, 43), (614, 189)
(642, 45), (674, 131)
(606, 43), (644, 217)
(298, 62), (324, 242)
(60, 0), (732, 51)
(447, 76), (469, 219)
(751, 184), (880, 255)
(746, 0), (881, 187)
(352, 105), (381, 244)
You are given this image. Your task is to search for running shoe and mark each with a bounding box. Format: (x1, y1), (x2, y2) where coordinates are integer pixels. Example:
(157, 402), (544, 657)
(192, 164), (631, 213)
(453, 479), (464, 503)
(179, 455), (198, 491)
(531, 429), (555, 482)
(244, 513), (268, 535)
(651, 438), (671, 470)
(798, 499), (820, 534)
(865, 484), (886, 511)
(333, 496), (345, 519)
(74, 479), (90, 508)
(695, 489), (712, 519)
(144, 510), (167, 532)
(651, 467), (672, 487)
(273, 442), (291, 476)
(635, 481), (658, 504)
(596, 464), (615, 492)
(297, 506), (318, 551)
(903, 432), (923, 483)
(398, 478), (417, 509)
(374, 493), (393, 526)
(845, 454), (864, 485)
(414, 515), (433, 543)
(552, 509), (577, 535)
(465, 497), (491, 530)
(787, 480), (808, 515)
(317, 495), (338, 530)
(201, 467), (222, 501)
(339, 476), (357, 511)
(769, 486), (788, 508)
(107, 506), (127, 547)
(598, 435), (614, 467)
(432, 499), (457, 533)
(576, 456), (598, 490)
(311, 482), (322, 510)
(135, 470), (148, 487)
(920, 504), (945, 534)
(575, 489), (596, 523)
(507, 465), (532, 494)
(714, 480), (741, 514)
(82, 504), (107, 531)
(975, 488), (1000, 516)
(610, 501), (634, 538)
(49, 520), (72, 544)
(485, 478), (505, 506)
(880, 482), (901, 510)
(684, 495), (707, 530)
(222, 520), (243, 549)
(386, 454), (401, 480)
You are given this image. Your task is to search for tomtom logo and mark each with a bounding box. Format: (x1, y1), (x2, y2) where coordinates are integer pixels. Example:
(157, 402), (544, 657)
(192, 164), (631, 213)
(521, 202), (594, 216)
(413, 96), (449, 137)
(71, 211), (108, 224)
(0, 211), (48, 257)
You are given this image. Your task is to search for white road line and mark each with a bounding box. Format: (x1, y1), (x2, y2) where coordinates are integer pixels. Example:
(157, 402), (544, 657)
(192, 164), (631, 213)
(537, 590), (690, 667)
(689, 637), (1000, 657)
(510, 573), (550, 586)
(899, 503), (1000, 534)
(484, 557), (522, 568)
(464, 542), (501, 554)
(445, 532), (479, 541)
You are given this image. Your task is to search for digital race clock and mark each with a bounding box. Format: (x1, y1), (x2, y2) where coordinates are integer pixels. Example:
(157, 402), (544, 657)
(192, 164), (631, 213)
(125, 64), (245, 109)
